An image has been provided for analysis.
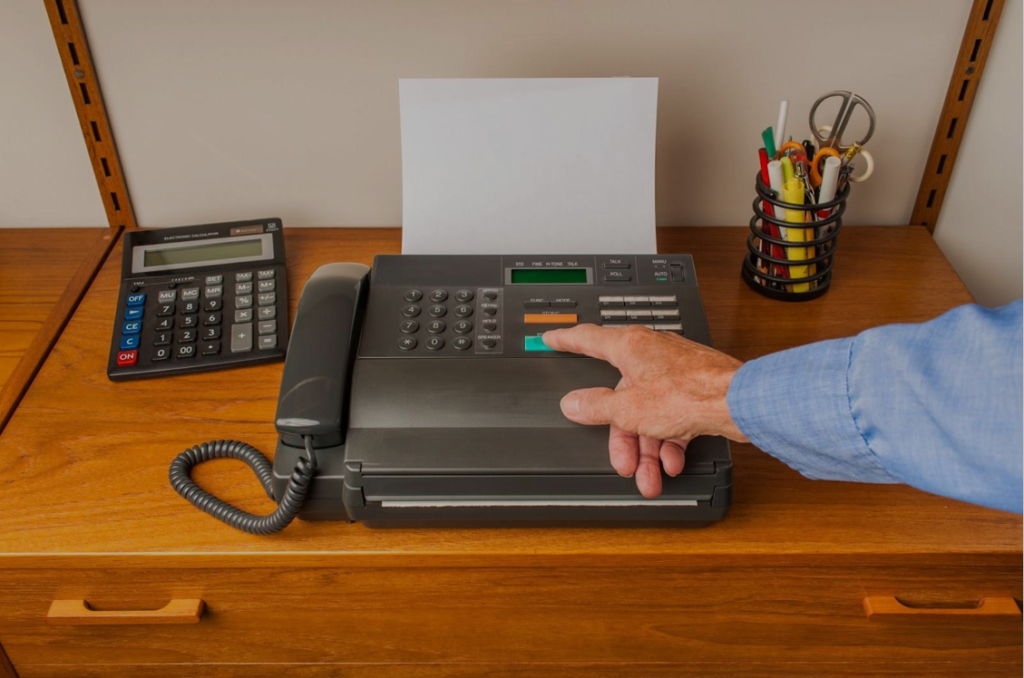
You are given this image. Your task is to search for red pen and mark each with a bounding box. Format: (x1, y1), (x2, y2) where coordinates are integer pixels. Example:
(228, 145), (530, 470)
(758, 148), (788, 281)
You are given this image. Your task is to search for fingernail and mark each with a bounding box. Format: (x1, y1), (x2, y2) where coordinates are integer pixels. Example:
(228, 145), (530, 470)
(560, 393), (580, 417)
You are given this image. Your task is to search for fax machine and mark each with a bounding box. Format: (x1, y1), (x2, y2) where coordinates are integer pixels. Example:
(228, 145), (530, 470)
(171, 254), (732, 532)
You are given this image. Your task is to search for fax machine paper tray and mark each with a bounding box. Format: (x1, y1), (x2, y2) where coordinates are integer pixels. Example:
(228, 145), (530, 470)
(273, 427), (732, 527)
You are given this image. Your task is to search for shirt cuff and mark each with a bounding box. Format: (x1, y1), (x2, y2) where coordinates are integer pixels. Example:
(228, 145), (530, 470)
(726, 337), (897, 483)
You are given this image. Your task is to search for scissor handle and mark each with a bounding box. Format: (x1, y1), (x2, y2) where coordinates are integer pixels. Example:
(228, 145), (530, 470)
(809, 91), (876, 151)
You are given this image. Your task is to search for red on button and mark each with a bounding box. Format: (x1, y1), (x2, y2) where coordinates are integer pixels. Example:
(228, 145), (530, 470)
(116, 350), (138, 366)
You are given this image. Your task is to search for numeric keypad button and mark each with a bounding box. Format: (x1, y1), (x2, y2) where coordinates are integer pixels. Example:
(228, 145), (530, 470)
(398, 336), (418, 351)
(177, 329), (197, 343)
(428, 290), (448, 302)
(428, 304), (447, 318)
(453, 320), (473, 334)
(203, 327), (222, 340)
(403, 289), (423, 302)
(400, 320), (419, 334)
(180, 300), (199, 314)
(156, 303), (175, 317)
(452, 337), (472, 351)
(154, 317), (174, 331)
(204, 312), (222, 326)
(425, 336), (445, 351)
(231, 323), (253, 353)
(454, 304), (473, 318)
(153, 332), (172, 346)
(180, 314), (199, 328)
(201, 341), (221, 356)
(204, 299), (222, 312)
(176, 344), (196, 359)
(455, 289), (474, 303)
(152, 346), (171, 361)
(401, 304), (421, 318)
(426, 320), (446, 334)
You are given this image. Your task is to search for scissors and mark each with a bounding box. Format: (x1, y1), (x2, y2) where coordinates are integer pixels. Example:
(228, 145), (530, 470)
(810, 126), (875, 185)
(809, 91), (876, 152)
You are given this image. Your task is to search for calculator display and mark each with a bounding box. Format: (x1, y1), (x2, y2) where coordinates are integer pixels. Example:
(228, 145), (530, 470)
(142, 237), (263, 268)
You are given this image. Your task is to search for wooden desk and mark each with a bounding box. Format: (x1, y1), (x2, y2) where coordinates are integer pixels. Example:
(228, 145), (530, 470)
(0, 227), (1019, 678)
(0, 228), (116, 431)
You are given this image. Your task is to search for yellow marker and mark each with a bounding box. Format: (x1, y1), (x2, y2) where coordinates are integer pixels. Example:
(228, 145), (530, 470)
(783, 178), (814, 293)
(780, 156), (795, 184)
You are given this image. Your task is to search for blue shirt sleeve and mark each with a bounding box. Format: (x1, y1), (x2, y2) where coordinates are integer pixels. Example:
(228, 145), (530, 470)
(727, 300), (1023, 514)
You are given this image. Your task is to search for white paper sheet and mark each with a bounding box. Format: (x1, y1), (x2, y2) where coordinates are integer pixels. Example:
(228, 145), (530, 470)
(400, 78), (658, 255)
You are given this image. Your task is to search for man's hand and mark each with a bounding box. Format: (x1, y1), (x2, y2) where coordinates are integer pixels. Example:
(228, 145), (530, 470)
(542, 325), (748, 498)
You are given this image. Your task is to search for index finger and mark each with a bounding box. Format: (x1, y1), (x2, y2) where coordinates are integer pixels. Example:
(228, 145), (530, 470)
(542, 324), (632, 369)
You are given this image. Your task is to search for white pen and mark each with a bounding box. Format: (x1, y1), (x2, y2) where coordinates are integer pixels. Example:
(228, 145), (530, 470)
(773, 100), (789, 150)
(816, 156), (842, 239)
(767, 159), (788, 239)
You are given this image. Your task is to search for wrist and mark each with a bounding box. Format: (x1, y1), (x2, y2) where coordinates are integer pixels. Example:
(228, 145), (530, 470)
(704, 363), (749, 443)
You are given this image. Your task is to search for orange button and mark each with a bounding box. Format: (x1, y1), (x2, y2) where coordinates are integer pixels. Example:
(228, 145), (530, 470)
(524, 313), (578, 324)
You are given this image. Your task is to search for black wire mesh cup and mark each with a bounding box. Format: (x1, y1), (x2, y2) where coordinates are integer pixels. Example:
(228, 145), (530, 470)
(740, 172), (849, 301)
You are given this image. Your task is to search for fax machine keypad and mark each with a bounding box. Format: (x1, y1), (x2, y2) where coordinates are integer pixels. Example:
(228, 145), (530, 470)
(395, 287), (501, 354)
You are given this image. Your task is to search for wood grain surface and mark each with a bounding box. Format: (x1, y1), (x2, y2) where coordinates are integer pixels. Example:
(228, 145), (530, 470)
(1, 563), (1019, 667)
(911, 0), (1006, 230)
(0, 228), (114, 433)
(0, 226), (1020, 676)
(0, 226), (1018, 561)
(11, 663), (1024, 678)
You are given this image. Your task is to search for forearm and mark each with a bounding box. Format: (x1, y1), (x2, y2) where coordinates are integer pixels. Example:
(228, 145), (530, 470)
(727, 301), (1024, 513)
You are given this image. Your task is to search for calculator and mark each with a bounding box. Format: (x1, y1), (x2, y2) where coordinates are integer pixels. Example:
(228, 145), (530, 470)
(107, 218), (289, 381)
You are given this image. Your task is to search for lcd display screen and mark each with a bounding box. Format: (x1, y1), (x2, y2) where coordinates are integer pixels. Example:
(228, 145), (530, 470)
(510, 268), (588, 284)
(143, 238), (263, 268)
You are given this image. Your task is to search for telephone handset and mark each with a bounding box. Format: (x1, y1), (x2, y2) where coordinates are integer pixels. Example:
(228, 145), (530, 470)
(169, 263), (370, 534)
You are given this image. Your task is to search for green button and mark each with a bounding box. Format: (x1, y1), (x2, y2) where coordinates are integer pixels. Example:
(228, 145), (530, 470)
(524, 336), (555, 352)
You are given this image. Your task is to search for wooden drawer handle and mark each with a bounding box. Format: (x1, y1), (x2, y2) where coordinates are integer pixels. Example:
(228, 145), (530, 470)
(864, 596), (1021, 619)
(47, 599), (205, 625)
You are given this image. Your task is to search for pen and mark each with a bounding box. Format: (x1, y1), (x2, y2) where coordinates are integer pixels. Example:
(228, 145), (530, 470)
(759, 148), (787, 284)
(762, 128), (777, 160)
(774, 100), (789, 150)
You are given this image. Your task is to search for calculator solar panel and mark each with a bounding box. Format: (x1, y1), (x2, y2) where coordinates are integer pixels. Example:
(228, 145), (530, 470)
(107, 219), (288, 381)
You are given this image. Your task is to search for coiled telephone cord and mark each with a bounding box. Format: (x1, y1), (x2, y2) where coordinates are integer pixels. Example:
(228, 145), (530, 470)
(169, 437), (317, 534)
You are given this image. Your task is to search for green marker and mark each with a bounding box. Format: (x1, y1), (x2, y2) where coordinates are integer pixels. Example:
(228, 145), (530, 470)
(762, 127), (776, 159)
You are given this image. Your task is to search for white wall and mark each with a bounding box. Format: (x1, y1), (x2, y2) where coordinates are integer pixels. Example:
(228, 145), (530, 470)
(933, 0), (1023, 307)
(0, 1), (106, 227)
(65, 0), (967, 228)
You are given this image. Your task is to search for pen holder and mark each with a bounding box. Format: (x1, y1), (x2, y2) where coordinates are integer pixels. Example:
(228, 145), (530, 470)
(740, 172), (849, 301)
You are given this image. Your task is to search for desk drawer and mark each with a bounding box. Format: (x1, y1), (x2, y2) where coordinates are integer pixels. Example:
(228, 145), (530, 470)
(0, 563), (1020, 672)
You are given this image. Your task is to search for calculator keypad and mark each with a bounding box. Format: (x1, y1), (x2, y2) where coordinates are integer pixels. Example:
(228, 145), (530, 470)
(110, 265), (286, 379)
